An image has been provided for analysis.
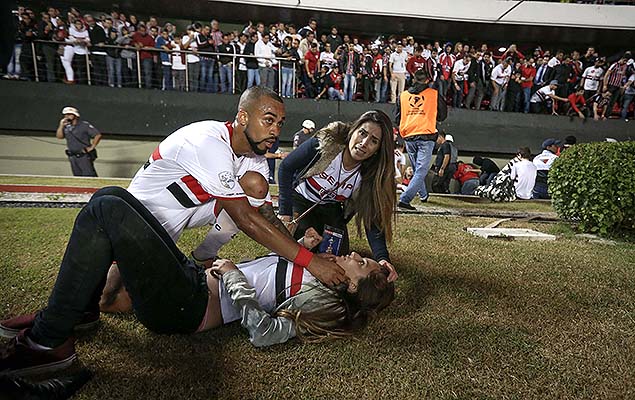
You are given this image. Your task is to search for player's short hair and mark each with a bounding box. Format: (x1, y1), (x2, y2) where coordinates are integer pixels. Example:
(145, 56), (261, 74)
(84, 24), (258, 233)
(238, 86), (284, 113)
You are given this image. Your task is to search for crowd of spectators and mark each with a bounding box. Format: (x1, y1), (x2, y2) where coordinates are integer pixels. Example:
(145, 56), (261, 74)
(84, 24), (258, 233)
(4, 5), (635, 120)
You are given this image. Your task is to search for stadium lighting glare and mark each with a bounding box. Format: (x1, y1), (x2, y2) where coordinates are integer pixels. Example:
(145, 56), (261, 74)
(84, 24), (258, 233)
(498, 47), (507, 52)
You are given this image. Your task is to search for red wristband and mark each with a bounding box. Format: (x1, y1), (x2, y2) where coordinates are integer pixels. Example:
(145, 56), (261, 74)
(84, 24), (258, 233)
(293, 246), (314, 267)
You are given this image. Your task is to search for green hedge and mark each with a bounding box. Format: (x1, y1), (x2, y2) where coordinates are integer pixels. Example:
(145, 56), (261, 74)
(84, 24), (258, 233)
(549, 141), (635, 235)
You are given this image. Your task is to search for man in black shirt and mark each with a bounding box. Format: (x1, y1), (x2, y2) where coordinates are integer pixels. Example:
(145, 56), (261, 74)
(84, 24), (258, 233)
(217, 33), (236, 94)
(55, 107), (102, 177)
(472, 156), (500, 185)
(86, 15), (108, 86)
(431, 132), (458, 193)
(244, 33), (260, 88)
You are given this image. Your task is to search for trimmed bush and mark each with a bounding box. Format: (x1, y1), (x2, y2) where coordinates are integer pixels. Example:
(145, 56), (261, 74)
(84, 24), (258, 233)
(549, 141), (635, 235)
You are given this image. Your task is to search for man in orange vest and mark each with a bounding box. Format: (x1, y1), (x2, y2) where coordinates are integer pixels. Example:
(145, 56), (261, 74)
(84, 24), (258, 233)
(396, 69), (448, 210)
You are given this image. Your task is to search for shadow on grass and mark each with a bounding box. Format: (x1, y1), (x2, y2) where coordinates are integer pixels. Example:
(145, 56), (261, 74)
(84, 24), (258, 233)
(70, 314), (247, 399)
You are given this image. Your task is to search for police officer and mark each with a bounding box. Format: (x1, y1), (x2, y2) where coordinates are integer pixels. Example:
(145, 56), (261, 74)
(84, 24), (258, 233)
(55, 106), (102, 176)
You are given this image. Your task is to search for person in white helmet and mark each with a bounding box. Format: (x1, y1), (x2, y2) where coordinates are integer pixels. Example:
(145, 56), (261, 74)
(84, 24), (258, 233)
(55, 106), (102, 176)
(293, 119), (316, 149)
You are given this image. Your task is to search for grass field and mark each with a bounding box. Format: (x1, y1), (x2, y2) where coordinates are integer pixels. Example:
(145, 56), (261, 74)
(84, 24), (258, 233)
(1, 207), (633, 399)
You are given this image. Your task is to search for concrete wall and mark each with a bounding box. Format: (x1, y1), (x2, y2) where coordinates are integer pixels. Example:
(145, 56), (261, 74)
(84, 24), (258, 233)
(0, 80), (633, 173)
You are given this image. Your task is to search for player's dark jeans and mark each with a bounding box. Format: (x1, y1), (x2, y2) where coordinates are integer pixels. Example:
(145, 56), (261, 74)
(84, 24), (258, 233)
(30, 187), (208, 348)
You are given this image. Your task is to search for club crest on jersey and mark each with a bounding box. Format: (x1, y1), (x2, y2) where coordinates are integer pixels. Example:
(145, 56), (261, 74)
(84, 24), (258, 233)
(219, 171), (236, 189)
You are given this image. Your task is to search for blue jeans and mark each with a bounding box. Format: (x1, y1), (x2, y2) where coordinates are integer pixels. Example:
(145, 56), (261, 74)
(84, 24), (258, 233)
(106, 56), (122, 87)
(200, 58), (215, 92)
(621, 94), (634, 119)
(141, 58), (153, 88)
(400, 139), (435, 204)
(7, 43), (22, 76)
(162, 65), (172, 90)
(380, 78), (389, 103)
(343, 73), (356, 101)
(328, 87), (345, 100)
(522, 87), (532, 113)
(219, 63), (233, 93)
(281, 67), (294, 97)
(247, 68), (260, 88)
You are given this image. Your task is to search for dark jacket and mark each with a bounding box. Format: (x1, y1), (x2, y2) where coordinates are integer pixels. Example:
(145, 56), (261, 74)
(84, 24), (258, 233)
(338, 50), (360, 75)
(243, 42), (258, 69)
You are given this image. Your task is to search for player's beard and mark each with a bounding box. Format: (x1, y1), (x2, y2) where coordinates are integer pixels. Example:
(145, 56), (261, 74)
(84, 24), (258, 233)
(244, 123), (269, 156)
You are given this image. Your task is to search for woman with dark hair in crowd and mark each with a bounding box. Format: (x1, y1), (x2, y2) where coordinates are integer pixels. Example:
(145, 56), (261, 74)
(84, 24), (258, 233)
(0, 186), (395, 375)
(277, 110), (398, 281)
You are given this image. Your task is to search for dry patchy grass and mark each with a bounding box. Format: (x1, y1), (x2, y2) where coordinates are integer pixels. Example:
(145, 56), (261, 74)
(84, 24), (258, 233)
(1, 209), (634, 399)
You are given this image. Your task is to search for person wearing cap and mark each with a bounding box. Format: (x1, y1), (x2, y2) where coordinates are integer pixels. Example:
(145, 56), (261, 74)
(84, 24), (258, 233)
(431, 131), (457, 194)
(532, 138), (560, 199)
(55, 107), (102, 177)
(293, 120), (316, 149)
(529, 80), (568, 114)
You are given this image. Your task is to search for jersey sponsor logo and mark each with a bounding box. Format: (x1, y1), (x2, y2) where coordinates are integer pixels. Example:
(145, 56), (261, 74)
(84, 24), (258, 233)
(218, 171), (236, 189)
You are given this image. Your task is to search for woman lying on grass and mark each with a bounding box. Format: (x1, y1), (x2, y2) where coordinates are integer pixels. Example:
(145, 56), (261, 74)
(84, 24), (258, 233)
(0, 186), (394, 376)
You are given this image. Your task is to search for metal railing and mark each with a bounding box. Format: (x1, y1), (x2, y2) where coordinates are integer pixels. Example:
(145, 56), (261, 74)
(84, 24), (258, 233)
(28, 39), (300, 97)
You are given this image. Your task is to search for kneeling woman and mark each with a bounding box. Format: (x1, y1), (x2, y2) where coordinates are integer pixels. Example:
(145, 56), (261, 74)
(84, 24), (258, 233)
(277, 110), (397, 278)
(0, 187), (394, 375)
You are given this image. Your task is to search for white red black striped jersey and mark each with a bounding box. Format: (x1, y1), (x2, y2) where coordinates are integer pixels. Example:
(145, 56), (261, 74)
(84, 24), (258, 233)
(218, 254), (317, 324)
(295, 152), (361, 204)
(127, 120), (270, 241)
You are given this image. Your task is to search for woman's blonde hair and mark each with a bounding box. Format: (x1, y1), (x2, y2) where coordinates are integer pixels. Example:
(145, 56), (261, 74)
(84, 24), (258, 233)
(276, 266), (395, 343)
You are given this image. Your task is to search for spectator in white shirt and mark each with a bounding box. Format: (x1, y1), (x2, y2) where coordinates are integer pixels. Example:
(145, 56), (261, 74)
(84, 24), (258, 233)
(319, 43), (336, 69)
(452, 54), (472, 108)
(530, 80), (568, 114)
(170, 37), (187, 91)
(489, 58), (511, 111)
(509, 147), (537, 200)
(255, 33), (277, 89)
(580, 58), (605, 100)
(389, 44), (408, 103)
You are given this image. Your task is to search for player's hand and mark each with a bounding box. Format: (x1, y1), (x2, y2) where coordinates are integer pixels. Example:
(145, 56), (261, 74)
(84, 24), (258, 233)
(301, 227), (322, 249)
(378, 260), (398, 283)
(211, 259), (237, 276)
(315, 252), (337, 262)
(306, 255), (347, 288)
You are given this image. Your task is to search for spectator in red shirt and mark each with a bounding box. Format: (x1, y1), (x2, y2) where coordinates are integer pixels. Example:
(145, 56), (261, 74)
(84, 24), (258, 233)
(302, 42), (320, 98)
(501, 44), (524, 65)
(131, 24), (155, 88)
(438, 43), (455, 97)
(519, 57), (536, 113)
(453, 161), (481, 195)
(326, 65), (345, 100)
(566, 87), (588, 119)
(406, 46), (425, 77)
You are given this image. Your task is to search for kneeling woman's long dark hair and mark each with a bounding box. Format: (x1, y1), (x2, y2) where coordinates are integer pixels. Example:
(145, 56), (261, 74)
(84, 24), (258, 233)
(347, 110), (396, 242)
(276, 265), (395, 343)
